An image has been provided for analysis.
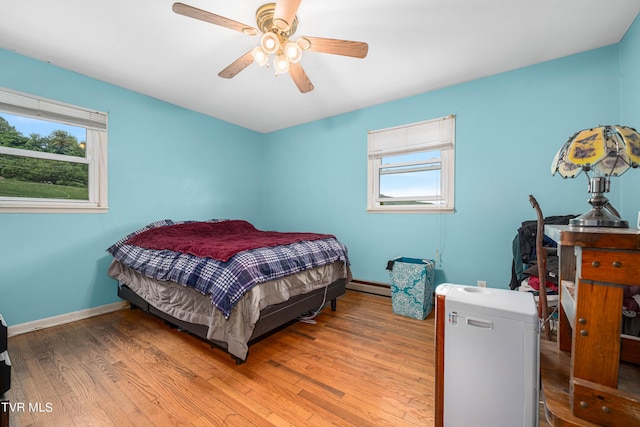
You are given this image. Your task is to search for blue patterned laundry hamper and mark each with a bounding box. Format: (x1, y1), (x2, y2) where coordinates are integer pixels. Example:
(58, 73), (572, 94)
(387, 257), (435, 320)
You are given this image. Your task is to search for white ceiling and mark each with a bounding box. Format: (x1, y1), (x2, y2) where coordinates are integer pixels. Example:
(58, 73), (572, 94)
(1, 1), (639, 133)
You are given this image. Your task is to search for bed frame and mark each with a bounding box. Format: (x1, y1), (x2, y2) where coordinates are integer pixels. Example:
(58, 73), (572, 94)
(117, 278), (347, 364)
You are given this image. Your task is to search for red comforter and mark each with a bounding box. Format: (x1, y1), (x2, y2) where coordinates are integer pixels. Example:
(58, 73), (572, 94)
(125, 220), (335, 262)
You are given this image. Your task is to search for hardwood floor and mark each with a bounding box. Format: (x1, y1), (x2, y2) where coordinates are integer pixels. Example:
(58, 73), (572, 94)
(4, 291), (436, 426)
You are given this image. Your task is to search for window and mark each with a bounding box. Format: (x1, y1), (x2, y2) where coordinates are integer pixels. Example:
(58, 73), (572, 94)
(367, 115), (455, 213)
(0, 87), (108, 213)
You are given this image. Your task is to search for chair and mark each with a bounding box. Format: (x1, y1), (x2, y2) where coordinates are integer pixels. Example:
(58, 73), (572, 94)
(529, 195), (552, 341)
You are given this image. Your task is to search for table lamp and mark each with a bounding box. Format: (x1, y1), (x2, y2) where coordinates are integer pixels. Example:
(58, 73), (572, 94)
(551, 125), (640, 228)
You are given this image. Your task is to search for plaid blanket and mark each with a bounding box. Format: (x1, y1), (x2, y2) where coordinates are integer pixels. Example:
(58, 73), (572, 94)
(107, 219), (350, 318)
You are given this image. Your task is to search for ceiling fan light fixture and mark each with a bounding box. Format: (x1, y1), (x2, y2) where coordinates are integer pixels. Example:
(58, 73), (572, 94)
(284, 42), (302, 63)
(172, 1), (368, 93)
(251, 46), (269, 66)
(261, 31), (280, 54)
(274, 54), (290, 74)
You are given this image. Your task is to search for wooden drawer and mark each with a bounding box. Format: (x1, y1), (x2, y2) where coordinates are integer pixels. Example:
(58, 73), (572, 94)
(580, 248), (640, 286)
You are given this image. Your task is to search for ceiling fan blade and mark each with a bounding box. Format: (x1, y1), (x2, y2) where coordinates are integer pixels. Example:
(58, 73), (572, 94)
(289, 62), (314, 93)
(218, 51), (255, 79)
(172, 2), (258, 35)
(299, 36), (368, 58)
(273, 0), (302, 31)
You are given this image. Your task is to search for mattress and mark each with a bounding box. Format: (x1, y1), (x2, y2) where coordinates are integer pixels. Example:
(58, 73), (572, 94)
(107, 219), (350, 318)
(108, 259), (350, 360)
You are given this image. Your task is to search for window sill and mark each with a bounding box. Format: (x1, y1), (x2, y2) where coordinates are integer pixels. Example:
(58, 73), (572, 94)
(0, 204), (108, 214)
(367, 206), (455, 214)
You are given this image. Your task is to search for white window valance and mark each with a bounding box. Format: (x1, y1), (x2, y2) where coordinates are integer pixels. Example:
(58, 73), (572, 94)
(368, 115), (455, 159)
(0, 87), (107, 130)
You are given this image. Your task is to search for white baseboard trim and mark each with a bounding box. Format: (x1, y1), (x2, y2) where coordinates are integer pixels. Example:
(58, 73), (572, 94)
(8, 282), (389, 336)
(8, 301), (128, 337)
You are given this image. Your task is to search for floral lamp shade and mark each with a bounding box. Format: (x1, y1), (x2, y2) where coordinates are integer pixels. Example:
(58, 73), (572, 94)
(551, 125), (640, 228)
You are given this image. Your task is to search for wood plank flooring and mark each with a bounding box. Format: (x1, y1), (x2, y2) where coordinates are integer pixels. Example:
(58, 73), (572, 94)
(4, 291), (436, 426)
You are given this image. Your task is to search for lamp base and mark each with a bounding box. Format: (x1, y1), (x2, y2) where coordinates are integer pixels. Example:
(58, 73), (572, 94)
(569, 206), (629, 228)
(570, 181), (628, 228)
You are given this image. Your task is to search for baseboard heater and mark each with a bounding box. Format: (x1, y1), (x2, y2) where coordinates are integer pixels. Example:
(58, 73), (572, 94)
(347, 279), (391, 297)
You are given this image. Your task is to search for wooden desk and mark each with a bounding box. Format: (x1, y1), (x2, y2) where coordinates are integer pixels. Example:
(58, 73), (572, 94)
(542, 225), (640, 426)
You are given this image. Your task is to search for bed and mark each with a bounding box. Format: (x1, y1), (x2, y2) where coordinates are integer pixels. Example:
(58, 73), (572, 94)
(106, 219), (351, 363)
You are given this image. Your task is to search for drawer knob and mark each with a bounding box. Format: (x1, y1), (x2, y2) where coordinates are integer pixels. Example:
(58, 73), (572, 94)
(591, 261), (600, 268)
(580, 329), (589, 336)
(613, 261), (622, 268)
(580, 401), (589, 408)
(578, 318), (587, 325)
(602, 406), (611, 414)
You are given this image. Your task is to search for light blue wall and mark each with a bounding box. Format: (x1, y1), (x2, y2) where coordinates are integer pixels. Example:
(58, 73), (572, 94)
(262, 46), (622, 288)
(0, 49), (264, 325)
(619, 13), (640, 225)
(2, 13), (639, 327)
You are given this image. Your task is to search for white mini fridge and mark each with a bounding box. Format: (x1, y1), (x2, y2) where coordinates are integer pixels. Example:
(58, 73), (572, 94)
(434, 284), (539, 427)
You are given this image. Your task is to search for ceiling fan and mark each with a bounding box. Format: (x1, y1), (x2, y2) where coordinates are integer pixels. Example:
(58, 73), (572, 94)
(172, 1), (369, 93)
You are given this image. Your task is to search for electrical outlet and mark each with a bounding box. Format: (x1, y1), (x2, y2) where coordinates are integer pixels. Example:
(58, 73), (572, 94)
(477, 280), (487, 288)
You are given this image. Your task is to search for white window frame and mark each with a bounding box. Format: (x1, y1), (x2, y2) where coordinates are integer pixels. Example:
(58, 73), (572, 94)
(367, 115), (455, 213)
(0, 87), (108, 213)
